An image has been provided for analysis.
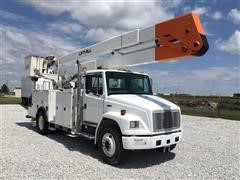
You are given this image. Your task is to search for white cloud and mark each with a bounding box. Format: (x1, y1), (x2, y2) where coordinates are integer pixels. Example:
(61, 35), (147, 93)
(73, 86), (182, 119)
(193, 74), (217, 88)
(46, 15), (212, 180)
(24, 0), (177, 28)
(215, 30), (240, 55)
(85, 28), (121, 42)
(23, 0), (72, 15)
(1, 25), (77, 64)
(48, 21), (84, 34)
(183, 7), (223, 21)
(131, 66), (239, 95)
(191, 7), (207, 15)
(189, 67), (238, 82)
(0, 10), (30, 22)
(0, 25), (79, 89)
(23, 0), (181, 42)
(228, 8), (240, 23)
(210, 11), (223, 20)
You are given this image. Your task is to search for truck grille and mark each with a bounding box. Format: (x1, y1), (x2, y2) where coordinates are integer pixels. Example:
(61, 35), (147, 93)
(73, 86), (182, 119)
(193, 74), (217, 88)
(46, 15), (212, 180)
(153, 111), (180, 131)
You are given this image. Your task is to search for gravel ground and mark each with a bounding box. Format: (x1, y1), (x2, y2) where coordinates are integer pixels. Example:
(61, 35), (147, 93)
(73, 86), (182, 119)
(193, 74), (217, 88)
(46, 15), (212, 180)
(0, 105), (239, 179)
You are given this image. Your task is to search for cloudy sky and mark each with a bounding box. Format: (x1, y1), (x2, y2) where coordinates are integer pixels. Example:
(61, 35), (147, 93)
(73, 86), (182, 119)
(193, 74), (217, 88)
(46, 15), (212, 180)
(1, 0), (239, 95)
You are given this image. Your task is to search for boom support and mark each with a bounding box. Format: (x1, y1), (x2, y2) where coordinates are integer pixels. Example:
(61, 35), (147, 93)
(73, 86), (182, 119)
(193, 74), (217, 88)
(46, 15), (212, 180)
(58, 13), (208, 69)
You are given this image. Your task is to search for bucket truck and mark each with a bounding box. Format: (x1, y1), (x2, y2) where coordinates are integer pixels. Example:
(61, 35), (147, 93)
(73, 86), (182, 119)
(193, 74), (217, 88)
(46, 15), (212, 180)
(25, 13), (209, 165)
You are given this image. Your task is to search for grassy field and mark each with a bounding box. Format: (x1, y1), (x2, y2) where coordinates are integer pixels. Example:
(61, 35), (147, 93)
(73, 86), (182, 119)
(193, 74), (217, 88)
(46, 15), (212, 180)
(159, 94), (240, 121)
(0, 97), (21, 104)
(180, 106), (240, 120)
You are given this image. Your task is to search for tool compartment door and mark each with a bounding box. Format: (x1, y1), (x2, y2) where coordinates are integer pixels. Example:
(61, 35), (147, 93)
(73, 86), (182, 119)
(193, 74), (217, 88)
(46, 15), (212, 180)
(55, 90), (73, 128)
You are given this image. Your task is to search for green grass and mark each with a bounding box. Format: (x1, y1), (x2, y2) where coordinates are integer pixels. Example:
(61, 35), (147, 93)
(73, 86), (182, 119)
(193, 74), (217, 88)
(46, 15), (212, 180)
(180, 106), (240, 120)
(159, 94), (240, 121)
(0, 97), (21, 104)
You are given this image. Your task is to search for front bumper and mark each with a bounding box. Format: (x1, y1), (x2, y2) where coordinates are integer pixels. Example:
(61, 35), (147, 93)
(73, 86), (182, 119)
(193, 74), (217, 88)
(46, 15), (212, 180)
(122, 131), (182, 150)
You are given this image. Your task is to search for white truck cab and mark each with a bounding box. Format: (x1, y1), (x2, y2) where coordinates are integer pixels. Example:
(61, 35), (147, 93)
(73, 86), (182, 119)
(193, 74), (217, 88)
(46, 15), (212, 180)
(85, 69), (182, 150)
(25, 13), (208, 165)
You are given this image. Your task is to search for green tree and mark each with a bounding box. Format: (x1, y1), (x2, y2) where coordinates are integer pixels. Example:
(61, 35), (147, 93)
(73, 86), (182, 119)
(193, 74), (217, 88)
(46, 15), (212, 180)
(1, 84), (10, 94)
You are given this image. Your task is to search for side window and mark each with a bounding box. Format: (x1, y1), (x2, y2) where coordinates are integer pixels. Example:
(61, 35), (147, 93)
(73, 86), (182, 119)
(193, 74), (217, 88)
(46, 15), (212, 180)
(86, 73), (103, 96)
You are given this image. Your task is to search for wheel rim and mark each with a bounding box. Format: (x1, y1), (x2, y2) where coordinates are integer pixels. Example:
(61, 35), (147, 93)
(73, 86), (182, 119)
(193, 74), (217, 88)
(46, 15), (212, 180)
(38, 115), (44, 130)
(101, 133), (116, 157)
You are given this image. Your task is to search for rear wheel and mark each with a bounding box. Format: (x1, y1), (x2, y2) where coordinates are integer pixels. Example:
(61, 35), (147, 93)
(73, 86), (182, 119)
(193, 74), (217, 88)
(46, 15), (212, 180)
(98, 126), (124, 165)
(21, 97), (27, 106)
(36, 111), (49, 135)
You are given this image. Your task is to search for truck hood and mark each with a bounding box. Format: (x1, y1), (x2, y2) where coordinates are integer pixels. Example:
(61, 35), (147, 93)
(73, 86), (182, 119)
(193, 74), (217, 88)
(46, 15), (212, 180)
(107, 94), (180, 111)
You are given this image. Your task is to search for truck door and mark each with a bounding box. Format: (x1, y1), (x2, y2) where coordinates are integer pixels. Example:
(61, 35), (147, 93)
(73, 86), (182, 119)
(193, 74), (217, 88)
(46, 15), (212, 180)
(83, 72), (104, 124)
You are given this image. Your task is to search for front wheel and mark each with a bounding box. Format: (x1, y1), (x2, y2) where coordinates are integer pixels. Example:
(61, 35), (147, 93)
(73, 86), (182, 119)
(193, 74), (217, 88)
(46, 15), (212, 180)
(98, 126), (124, 165)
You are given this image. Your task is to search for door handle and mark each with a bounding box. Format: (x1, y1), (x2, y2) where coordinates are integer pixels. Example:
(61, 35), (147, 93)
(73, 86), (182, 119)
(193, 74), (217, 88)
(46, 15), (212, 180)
(84, 103), (87, 109)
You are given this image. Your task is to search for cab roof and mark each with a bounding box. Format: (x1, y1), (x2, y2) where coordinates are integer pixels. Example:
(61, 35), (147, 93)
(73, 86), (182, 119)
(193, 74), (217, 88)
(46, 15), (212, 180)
(86, 69), (149, 76)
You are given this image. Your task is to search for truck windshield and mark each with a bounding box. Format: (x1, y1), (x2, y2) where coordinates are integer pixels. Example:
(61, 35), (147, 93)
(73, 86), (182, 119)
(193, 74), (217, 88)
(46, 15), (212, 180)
(106, 72), (153, 95)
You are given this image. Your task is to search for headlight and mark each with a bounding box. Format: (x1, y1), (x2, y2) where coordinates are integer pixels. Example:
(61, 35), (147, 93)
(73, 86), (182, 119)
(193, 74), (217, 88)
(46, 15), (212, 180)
(130, 121), (139, 129)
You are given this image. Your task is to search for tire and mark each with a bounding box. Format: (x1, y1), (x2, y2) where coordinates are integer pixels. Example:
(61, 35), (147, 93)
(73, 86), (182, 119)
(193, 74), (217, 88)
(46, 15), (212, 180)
(156, 144), (177, 152)
(98, 126), (124, 165)
(36, 111), (49, 135)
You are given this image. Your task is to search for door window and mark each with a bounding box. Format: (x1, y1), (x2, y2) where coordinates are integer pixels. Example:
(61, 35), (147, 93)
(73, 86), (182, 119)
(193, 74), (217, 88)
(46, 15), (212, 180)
(86, 73), (103, 96)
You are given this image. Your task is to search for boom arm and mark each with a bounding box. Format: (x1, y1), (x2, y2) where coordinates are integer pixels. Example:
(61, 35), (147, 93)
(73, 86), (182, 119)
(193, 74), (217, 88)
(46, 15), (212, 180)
(58, 13), (208, 69)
